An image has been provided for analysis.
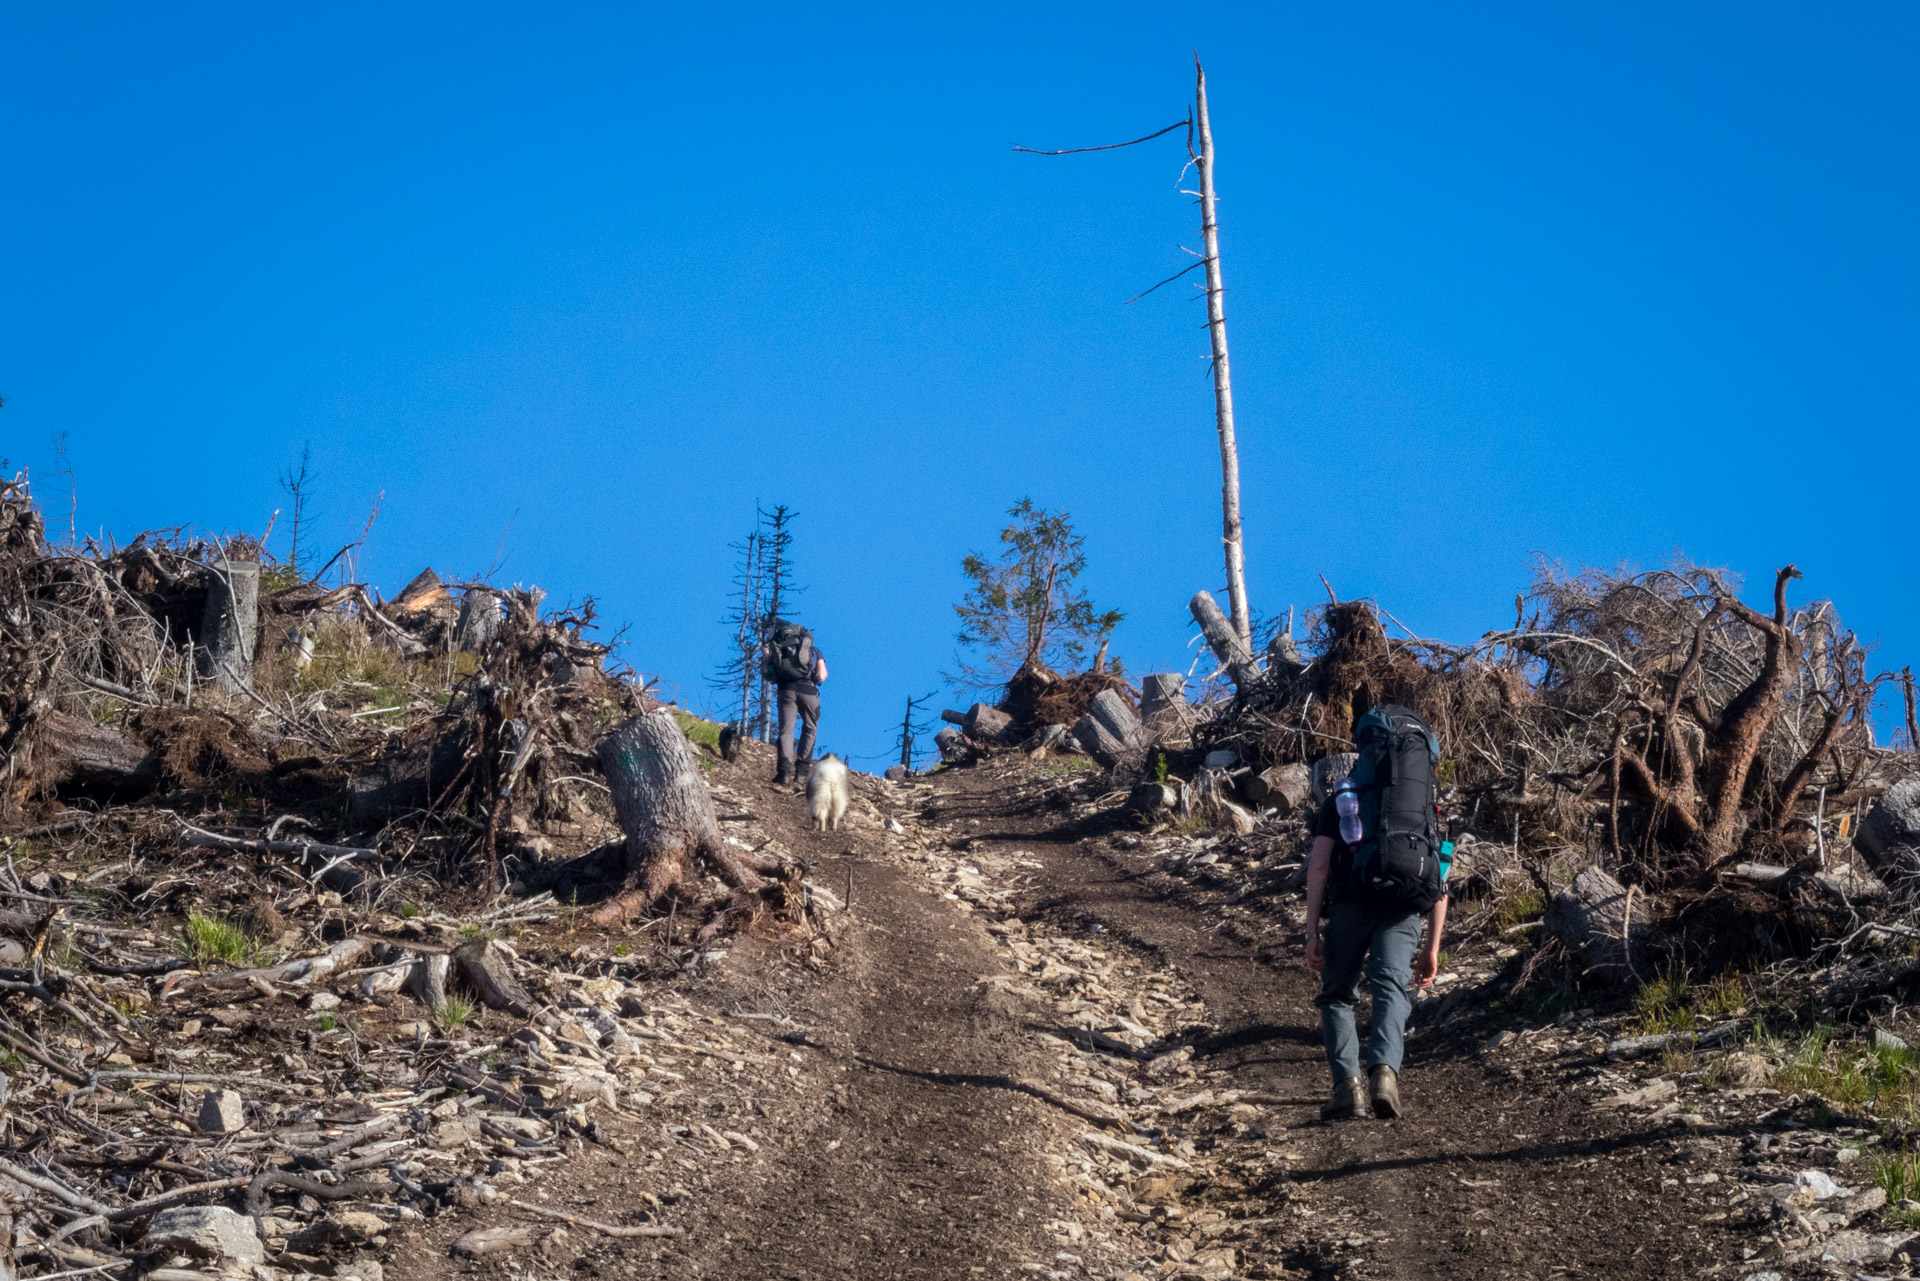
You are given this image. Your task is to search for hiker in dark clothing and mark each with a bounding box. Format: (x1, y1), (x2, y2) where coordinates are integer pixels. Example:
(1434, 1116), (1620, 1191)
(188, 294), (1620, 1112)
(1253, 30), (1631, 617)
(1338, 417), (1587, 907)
(763, 621), (828, 786)
(1303, 811), (1446, 1119)
(1302, 707), (1451, 1121)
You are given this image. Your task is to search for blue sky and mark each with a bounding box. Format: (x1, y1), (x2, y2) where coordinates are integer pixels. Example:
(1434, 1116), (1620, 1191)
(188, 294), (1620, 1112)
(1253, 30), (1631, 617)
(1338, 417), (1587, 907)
(4, 4), (1916, 764)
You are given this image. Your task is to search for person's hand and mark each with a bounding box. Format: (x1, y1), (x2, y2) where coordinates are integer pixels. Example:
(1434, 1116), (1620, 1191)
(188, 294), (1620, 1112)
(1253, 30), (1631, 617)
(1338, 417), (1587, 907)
(1413, 948), (1440, 989)
(1304, 934), (1325, 972)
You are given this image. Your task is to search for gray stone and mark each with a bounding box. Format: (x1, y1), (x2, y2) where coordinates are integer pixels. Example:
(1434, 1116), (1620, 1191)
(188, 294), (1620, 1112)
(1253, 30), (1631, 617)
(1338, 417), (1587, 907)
(883, 764), (910, 781)
(196, 1089), (247, 1134)
(1144, 1046), (1193, 1078)
(1857, 778), (1920, 876)
(288, 1211), (386, 1252)
(306, 991), (341, 1012)
(1202, 749), (1238, 770)
(144, 1206), (265, 1264)
(1874, 1027), (1910, 1053)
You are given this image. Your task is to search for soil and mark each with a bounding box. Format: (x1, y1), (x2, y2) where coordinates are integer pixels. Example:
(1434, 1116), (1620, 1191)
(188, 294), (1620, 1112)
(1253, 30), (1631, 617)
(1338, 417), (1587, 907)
(379, 752), (1848, 1281)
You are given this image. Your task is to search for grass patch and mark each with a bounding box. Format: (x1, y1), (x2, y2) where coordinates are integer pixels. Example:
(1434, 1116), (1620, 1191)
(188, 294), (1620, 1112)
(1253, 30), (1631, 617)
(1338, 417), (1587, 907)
(183, 911), (265, 967)
(434, 997), (476, 1028)
(1628, 968), (1750, 1037)
(1771, 1025), (1920, 1116)
(674, 711), (722, 752)
(1873, 1150), (1920, 1222)
(1035, 756), (1098, 778)
(1494, 888), (1545, 932)
(1168, 813), (1212, 837)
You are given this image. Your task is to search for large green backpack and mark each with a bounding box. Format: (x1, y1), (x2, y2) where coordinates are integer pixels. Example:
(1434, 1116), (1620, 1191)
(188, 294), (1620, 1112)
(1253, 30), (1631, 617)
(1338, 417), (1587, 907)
(1345, 704), (1444, 914)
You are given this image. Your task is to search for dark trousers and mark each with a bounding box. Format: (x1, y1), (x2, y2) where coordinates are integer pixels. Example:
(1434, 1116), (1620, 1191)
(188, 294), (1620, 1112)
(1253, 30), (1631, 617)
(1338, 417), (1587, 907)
(776, 686), (819, 778)
(1315, 899), (1422, 1083)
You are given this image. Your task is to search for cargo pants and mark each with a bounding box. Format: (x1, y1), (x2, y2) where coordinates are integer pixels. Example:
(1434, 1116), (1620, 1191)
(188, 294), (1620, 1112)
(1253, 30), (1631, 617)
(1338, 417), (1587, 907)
(775, 686), (819, 780)
(1314, 899), (1423, 1083)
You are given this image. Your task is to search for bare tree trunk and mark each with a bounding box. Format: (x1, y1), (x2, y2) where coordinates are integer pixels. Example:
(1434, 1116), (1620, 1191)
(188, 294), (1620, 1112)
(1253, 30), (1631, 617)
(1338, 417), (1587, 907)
(198, 549), (258, 693)
(1189, 589), (1257, 685)
(593, 710), (764, 924)
(1194, 59), (1250, 651)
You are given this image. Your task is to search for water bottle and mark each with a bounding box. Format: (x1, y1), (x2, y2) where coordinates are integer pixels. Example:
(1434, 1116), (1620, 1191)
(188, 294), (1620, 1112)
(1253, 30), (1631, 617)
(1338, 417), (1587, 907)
(1335, 784), (1362, 845)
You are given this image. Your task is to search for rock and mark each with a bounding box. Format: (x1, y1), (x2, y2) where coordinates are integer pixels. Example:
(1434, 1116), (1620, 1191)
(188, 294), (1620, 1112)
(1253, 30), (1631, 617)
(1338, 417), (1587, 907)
(883, 765), (910, 781)
(1597, 1077), (1677, 1109)
(335, 1260), (384, 1281)
(1721, 1052), (1772, 1088)
(1547, 866), (1658, 982)
(1144, 1046), (1193, 1078)
(1309, 753), (1358, 805)
(1795, 1169), (1842, 1200)
(1858, 779), (1920, 877)
(1797, 1228), (1918, 1267)
(1484, 1030), (1515, 1051)
(883, 815), (906, 832)
(1875, 1027), (1910, 1053)
(144, 1206), (265, 1264)
(450, 1227), (532, 1258)
(196, 1089), (247, 1134)
(306, 991), (341, 1012)
(1202, 749), (1238, 770)
(289, 1211), (387, 1251)
(1849, 1186), (1888, 1218)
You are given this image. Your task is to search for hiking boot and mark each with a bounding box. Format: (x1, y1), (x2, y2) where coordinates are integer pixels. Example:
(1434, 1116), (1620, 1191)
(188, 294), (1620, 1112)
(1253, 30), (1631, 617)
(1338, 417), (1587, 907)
(1320, 1075), (1365, 1122)
(772, 769), (790, 787)
(1369, 1065), (1403, 1119)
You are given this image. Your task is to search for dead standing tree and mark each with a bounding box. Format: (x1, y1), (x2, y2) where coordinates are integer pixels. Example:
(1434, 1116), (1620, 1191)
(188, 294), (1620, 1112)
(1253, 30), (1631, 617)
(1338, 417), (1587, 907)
(1017, 55), (1255, 658)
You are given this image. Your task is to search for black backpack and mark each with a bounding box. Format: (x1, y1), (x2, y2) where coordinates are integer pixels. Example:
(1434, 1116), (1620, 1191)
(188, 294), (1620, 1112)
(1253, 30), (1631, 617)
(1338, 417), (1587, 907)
(762, 623), (815, 685)
(1345, 704), (1444, 914)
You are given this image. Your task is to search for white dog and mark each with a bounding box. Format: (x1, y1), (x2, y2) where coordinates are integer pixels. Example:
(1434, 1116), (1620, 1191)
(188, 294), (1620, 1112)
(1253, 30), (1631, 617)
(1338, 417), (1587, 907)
(806, 753), (850, 832)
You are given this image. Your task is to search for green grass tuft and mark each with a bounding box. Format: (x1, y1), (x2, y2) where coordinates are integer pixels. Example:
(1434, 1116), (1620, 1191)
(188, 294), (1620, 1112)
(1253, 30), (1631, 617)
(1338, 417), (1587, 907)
(1494, 889), (1545, 932)
(434, 996), (476, 1028)
(183, 911), (264, 967)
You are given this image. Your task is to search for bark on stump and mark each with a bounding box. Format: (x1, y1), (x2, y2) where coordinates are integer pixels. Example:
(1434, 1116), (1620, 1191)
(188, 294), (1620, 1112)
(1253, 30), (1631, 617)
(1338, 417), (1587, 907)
(455, 588), (503, 653)
(963, 703), (1015, 744)
(198, 553), (259, 693)
(1309, 753), (1359, 806)
(1546, 867), (1655, 983)
(1073, 713), (1132, 767)
(593, 709), (764, 924)
(1139, 674), (1187, 729)
(1086, 690), (1144, 749)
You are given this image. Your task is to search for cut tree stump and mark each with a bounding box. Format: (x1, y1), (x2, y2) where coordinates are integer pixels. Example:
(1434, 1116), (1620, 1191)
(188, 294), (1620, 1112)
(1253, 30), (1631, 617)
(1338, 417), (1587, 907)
(593, 709), (764, 923)
(1139, 674), (1186, 730)
(1243, 763), (1310, 815)
(197, 551), (259, 693)
(452, 937), (533, 1017)
(1309, 753), (1358, 806)
(1546, 867), (1656, 982)
(1086, 690), (1143, 749)
(1073, 712), (1132, 767)
(455, 588), (502, 653)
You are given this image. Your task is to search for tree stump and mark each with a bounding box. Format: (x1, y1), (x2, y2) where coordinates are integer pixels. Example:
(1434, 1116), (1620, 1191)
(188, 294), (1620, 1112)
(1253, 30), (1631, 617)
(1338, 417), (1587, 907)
(593, 710), (764, 923)
(1546, 867), (1655, 982)
(198, 552), (258, 693)
(455, 588), (503, 653)
(1072, 712), (1132, 768)
(1087, 690), (1144, 749)
(1243, 763), (1311, 815)
(1309, 753), (1358, 806)
(1139, 674), (1187, 729)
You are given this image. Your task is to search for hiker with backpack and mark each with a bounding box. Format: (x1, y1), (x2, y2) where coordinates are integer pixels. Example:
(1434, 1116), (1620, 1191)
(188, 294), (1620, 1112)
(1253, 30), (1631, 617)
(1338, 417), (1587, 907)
(762, 621), (828, 786)
(1302, 704), (1451, 1121)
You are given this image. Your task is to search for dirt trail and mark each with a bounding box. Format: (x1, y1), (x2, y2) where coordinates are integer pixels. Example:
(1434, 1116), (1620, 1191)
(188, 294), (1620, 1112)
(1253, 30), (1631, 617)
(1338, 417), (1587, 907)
(396, 754), (1754, 1281)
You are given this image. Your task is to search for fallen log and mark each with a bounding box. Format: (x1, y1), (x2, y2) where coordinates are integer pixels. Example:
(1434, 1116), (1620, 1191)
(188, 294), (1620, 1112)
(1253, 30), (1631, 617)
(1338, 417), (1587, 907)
(160, 936), (371, 998)
(27, 710), (157, 798)
(962, 703), (1014, 743)
(1243, 763), (1310, 814)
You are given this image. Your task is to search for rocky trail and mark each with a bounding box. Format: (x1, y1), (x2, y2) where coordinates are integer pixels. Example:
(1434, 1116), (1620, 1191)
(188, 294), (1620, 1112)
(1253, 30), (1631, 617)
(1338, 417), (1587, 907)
(361, 749), (1912, 1281)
